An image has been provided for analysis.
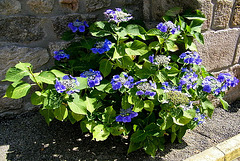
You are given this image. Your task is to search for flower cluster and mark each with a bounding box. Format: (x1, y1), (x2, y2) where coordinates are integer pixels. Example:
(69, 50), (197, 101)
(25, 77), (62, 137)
(111, 74), (134, 90)
(80, 69), (103, 88)
(116, 107), (138, 123)
(202, 73), (239, 95)
(179, 68), (198, 90)
(135, 80), (156, 97)
(194, 108), (206, 125)
(91, 39), (112, 54)
(68, 20), (89, 33)
(156, 21), (180, 34)
(55, 75), (80, 95)
(149, 54), (171, 70)
(53, 50), (70, 61)
(104, 8), (133, 23)
(179, 51), (202, 65)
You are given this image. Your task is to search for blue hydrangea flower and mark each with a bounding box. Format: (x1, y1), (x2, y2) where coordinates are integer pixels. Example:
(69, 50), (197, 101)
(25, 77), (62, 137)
(149, 54), (171, 70)
(156, 21), (180, 34)
(104, 8), (133, 23)
(194, 108), (206, 125)
(91, 39), (112, 54)
(135, 80), (156, 97)
(55, 75), (80, 95)
(217, 73), (239, 88)
(53, 50), (70, 61)
(202, 76), (220, 94)
(111, 73), (134, 90)
(179, 51), (202, 65)
(68, 20), (89, 33)
(116, 107), (138, 123)
(80, 69), (103, 88)
(179, 68), (198, 90)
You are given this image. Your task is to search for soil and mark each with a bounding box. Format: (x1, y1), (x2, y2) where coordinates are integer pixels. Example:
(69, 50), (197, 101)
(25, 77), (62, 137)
(0, 100), (239, 161)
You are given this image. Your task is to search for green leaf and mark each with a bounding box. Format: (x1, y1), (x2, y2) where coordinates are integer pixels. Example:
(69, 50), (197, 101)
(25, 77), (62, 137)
(144, 123), (160, 136)
(147, 28), (162, 36)
(130, 130), (147, 143)
(110, 125), (125, 136)
(149, 41), (161, 51)
(15, 62), (32, 72)
(135, 61), (155, 79)
(167, 66), (180, 77)
(31, 91), (44, 105)
(125, 40), (149, 56)
(54, 104), (68, 121)
(38, 71), (56, 84)
(116, 56), (134, 69)
(171, 133), (177, 143)
(39, 109), (54, 125)
(219, 97), (229, 110)
(144, 100), (154, 112)
(156, 70), (167, 83)
(99, 59), (112, 77)
(165, 40), (178, 52)
(194, 32), (204, 44)
(50, 69), (66, 78)
(61, 30), (75, 41)
(177, 126), (187, 143)
(126, 24), (147, 40)
(5, 81), (31, 99)
(201, 99), (215, 110)
(102, 106), (116, 123)
(3, 67), (29, 82)
(143, 137), (158, 157)
(85, 96), (97, 113)
(122, 94), (132, 110)
(165, 7), (182, 16)
(160, 115), (173, 130)
(67, 93), (87, 115)
(128, 141), (143, 154)
(92, 124), (110, 141)
(113, 45), (126, 59)
(133, 98), (144, 112)
(75, 77), (88, 90)
(71, 112), (84, 121)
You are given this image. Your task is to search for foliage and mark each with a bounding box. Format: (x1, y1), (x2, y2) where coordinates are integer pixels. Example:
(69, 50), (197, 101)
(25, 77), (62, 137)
(2, 7), (239, 157)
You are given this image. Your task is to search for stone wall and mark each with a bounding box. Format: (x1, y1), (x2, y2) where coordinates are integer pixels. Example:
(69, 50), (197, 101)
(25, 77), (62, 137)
(0, 0), (239, 116)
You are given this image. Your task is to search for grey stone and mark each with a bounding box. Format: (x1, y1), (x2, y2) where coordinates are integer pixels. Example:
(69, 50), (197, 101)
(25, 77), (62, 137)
(235, 40), (240, 64)
(0, 16), (44, 43)
(85, 0), (111, 12)
(49, 42), (70, 57)
(143, 0), (150, 21)
(52, 14), (96, 38)
(27, 0), (54, 14)
(198, 0), (213, 30)
(232, 0), (240, 26)
(196, 29), (240, 71)
(0, 46), (50, 80)
(59, 0), (79, 12)
(0, 0), (21, 15)
(212, 0), (233, 30)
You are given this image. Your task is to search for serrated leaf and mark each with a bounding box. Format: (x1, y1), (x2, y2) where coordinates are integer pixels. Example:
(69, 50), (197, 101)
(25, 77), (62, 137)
(39, 109), (54, 125)
(51, 69), (66, 78)
(31, 91), (44, 105)
(126, 24), (147, 40)
(38, 71), (56, 84)
(130, 130), (147, 143)
(102, 106), (116, 123)
(92, 124), (110, 141)
(15, 62), (32, 72)
(125, 40), (148, 56)
(128, 141), (143, 154)
(5, 81), (31, 99)
(143, 138), (157, 157)
(54, 104), (68, 121)
(85, 96), (97, 113)
(71, 112), (84, 121)
(144, 100), (154, 112)
(67, 93), (87, 115)
(194, 32), (204, 44)
(3, 67), (29, 82)
(99, 59), (112, 77)
(75, 77), (88, 90)
(165, 7), (182, 16)
(219, 97), (229, 110)
(156, 70), (167, 83)
(165, 40), (178, 52)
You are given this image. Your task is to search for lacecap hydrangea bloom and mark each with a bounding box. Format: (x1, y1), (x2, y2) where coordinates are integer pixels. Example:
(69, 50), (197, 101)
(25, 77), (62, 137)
(149, 54), (171, 70)
(80, 69), (103, 88)
(55, 75), (80, 95)
(156, 21), (180, 34)
(179, 68), (198, 90)
(202, 73), (239, 95)
(179, 51), (202, 65)
(116, 107), (138, 123)
(68, 19), (89, 33)
(194, 108), (206, 125)
(91, 39), (112, 54)
(53, 50), (70, 61)
(104, 8), (133, 23)
(135, 79), (156, 97)
(111, 73), (134, 90)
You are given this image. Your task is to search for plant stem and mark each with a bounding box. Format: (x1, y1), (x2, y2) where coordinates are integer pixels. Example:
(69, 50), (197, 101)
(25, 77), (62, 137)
(27, 66), (43, 90)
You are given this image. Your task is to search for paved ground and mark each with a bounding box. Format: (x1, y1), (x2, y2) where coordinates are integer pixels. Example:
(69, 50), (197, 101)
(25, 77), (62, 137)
(0, 100), (239, 161)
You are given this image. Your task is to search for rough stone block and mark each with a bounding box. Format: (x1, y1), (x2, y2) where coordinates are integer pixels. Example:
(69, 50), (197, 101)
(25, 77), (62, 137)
(196, 29), (240, 71)
(52, 14), (96, 38)
(59, 0), (78, 12)
(0, 46), (50, 80)
(198, 0), (213, 30)
(0, 16), (44, 43)
(143, 0), (150, 21)
(85, 0), (111, 12)
(0, 0), (21, 15)
(234, 39), (240, 65)
(216, 134), (240, 161)
(232, 0), (240, 26)
(184, 147), (224, 161)
(27, 0), (54, 14)
(212, 0), (233, 30)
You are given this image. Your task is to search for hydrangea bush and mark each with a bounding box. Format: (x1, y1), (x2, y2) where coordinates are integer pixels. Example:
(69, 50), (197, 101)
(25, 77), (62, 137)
(2, 7), (239, 157)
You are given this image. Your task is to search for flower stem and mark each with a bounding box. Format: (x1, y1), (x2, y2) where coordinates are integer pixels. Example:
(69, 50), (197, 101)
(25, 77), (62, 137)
(27, 66), (43, 90)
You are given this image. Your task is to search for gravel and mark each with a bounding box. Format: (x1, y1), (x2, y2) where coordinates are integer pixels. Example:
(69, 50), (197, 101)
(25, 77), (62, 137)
(0, 100), (239, 161)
